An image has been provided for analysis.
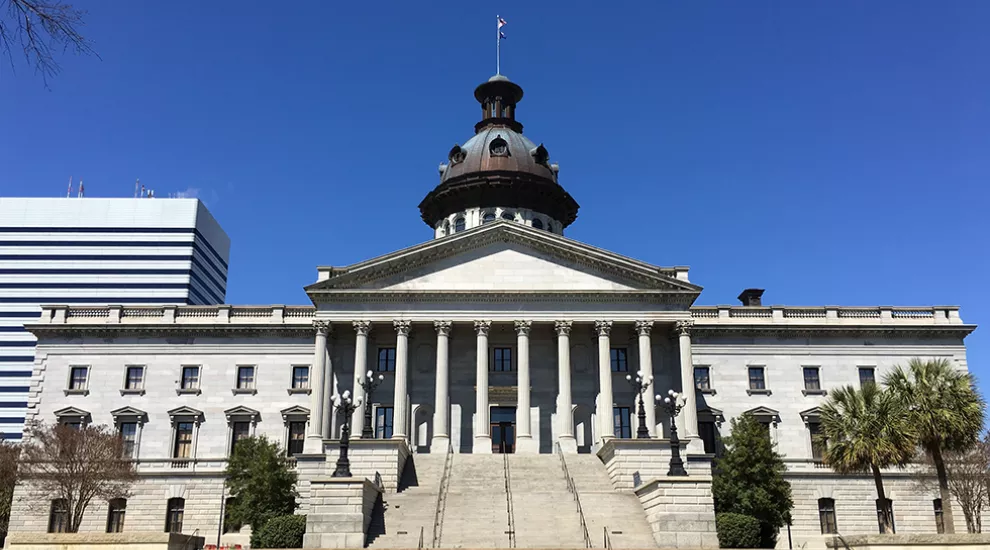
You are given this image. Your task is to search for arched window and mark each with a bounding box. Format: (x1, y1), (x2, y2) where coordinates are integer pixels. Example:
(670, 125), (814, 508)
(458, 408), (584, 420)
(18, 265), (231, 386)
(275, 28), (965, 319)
(501, 211), (514, 221)
(531, 219), (544, 230)
(106, 498), (126, 533)
(818, 498), (837, 534)
(48, 499), (68, 533)
(454, 217), (466, 232)
(482, 212), (495, 223)
(441, 220), (450, 236)
(165, 497), (185, 533)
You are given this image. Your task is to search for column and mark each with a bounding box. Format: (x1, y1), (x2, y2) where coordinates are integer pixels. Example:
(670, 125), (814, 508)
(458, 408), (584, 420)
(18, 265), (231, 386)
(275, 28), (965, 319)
(305, 321), (330, 453)
(392, 320), (411, 441)
(473, 320), (492, 453)
(596, 321), (615, 441)
(351, 321), (371, 438)
(514, 321), (535, 452)
(555, 321), (577, 453)
(432, 321), (452, 450)
(635, 321), (657, 437)
(675, 320), (699, 438)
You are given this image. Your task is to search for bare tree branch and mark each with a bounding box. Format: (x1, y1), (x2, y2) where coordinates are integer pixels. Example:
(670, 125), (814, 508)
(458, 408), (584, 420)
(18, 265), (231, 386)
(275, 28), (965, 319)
(0, 0), (96, 85)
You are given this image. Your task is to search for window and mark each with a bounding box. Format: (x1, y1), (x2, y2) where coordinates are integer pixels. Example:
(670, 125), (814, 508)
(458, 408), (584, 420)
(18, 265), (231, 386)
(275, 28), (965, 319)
(68, 366), (89, 391)
(119, 422), (138, 458)
(501, 211), (514, 221)
(378, 348), (396, 372)
(454, 217), (465, 232)
(124, 366), (145, 391)
(699, 421), (718, 454)
(809, 422), (826, 461)
(180, 366), (200, 391)
(441, 220), (450, 235)
(106, 498), (126, 533)
(482, 211), (496, 223)
(818, 498), (837, 534)
(934, 499), (945, 534)
(48, 499), (69, 533)
(748, 367), (767, 391)
(291, 366), (310, 390)
(609, 348), (628, 372)
(532, 219), (544, 230)
(876, 498), (895, 534)
(803, 367), (821, 392)
(287, 421), (306, 457)
(375, 407), (394, 439)
(694, 366), (711, 391)
(236, 366), (256, 390)
(165, 498), (184, 533)
(613, 407), (632, 439)
(230, 422), (250, 454)
(859, 367), (876, 387)
(173, 422), (193, 459)
(493, 347), (513, 372)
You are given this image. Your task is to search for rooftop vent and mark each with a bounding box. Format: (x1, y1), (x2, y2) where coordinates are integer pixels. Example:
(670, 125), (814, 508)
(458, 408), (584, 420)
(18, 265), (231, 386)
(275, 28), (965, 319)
(738, 288), (765, 306)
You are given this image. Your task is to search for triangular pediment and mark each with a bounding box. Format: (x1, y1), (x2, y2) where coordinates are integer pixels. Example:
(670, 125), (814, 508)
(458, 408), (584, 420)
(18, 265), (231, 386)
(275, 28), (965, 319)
(224, 405), (261, 420)
(281, 405), (310, 420)
(799, 407), (822, 421)
(743, 406), (781, 421)
(110, 406), (148, 420)
(306, 222), (701, 297)
(54, 406), (91, 419)
(167, 406), (204, 420)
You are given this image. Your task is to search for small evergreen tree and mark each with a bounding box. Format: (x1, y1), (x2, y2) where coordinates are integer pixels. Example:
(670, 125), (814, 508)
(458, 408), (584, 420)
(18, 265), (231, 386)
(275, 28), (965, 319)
(713, 415), (793, 548)
(224, 436), (298, 531)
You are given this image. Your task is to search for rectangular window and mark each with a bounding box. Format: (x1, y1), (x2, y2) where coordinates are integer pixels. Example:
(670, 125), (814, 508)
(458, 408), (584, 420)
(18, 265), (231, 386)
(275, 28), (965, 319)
(124, 366), (145, 390)
(287, 421), (306, 456)
(119, 422), (138, 459)
(106, 498), (126, 533)
(377, 348), (396, 372)
(493, 347), (513, 372)
(230, 421), (250, 453)
(173, 422), (193, 459)
(236, 366), (256, 390)
(859, 366), (876, 387)
(876, 498), (895, 534)
(818, 498), (837, 534)
(699, 421), (717, 454)
(610, 348), (628, 372)
(180, 366), (200, 390)
(165, 498), (184, 533)
(934, 499), (945, 534)
(694, 366), (711, 391)
(613, 407), (632, 439)
(291, 366), (310, 390)
(803, 367), (821, 392)
(809, 422), (826, 461)
(748, 367), (766, 390)
(48, 499), (68, 533)
(68, 366), (89, 390)
(375, 407), (394, 439)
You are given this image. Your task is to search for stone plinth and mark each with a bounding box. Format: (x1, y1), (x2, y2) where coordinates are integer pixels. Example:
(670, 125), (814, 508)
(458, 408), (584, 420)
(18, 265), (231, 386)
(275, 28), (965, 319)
(825, 534), (990, 550)
(635, 476), (718, 549)
(596, 438), (712, 489)
(5, 532), (205, 550)
(324, 438), (410, 493)
(303, 477), (382, 549)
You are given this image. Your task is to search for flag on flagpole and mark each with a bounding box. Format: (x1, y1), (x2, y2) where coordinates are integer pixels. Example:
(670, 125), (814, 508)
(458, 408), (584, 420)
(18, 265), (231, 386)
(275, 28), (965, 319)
(498, 17), (507, 39)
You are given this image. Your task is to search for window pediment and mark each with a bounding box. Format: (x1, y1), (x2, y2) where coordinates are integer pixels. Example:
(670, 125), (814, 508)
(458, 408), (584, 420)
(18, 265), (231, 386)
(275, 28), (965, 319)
(698, 406), (725, 425)
(167, 406), (204, 421)
(743, 406), (781, 424)
(110, 406), (148, 422)
(224, 406), (260, 422)
(800, 407), (823, 424)
(53, 406), (91, 422)
(280, 405), (310, 421)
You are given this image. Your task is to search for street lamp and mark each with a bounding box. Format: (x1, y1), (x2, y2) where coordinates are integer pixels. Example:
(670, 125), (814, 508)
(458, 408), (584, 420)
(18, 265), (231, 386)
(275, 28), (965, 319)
(330, 390), (362, 478)
(625, 370), (654, 439)
(357, 370), (385, 439)
(657, 389), (688, 476)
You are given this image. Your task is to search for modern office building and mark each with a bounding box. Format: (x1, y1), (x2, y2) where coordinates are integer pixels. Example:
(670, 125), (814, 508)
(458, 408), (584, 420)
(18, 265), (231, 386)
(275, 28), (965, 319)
(0, 198), (230, 440)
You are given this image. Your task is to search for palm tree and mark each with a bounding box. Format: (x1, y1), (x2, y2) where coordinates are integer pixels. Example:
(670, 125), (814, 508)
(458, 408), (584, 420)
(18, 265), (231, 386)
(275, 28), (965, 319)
(884, 358), (986, 534)
(819, 383), (916, 534)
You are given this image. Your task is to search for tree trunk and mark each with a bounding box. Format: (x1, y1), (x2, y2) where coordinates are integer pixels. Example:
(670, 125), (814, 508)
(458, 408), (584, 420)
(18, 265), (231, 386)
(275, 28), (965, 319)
(871, 463), (893, 534)
(932, 446), (957, 533)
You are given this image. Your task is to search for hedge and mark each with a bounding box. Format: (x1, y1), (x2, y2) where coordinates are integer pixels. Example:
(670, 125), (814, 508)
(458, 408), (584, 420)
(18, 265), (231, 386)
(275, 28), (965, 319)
(716, 512), (761, 548)
(251, 514), (306, 549)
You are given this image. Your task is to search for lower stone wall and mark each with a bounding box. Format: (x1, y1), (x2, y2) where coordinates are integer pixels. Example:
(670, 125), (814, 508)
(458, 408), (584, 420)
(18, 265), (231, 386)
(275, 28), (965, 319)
(636, 476), (719, 549)
(5, 532), (205, 550)
(824, 534), (990, 550)
(303, 478), (381, 549)
(597, 438), (712, 489)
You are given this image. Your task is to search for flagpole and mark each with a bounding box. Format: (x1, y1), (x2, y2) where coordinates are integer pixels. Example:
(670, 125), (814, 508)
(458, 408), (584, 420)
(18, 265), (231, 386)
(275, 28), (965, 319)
(496, 14), (500, 75)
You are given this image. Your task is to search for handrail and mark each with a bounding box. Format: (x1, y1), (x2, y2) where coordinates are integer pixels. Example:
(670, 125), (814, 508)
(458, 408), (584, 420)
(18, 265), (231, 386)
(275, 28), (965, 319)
(556, 442), (592, 549)
(503, 452), (516, 548)
(418, 526), (424, 550)
(603, 526), (612, 550)
(431, 442), (453, 548)
(373, 471), (384, 492)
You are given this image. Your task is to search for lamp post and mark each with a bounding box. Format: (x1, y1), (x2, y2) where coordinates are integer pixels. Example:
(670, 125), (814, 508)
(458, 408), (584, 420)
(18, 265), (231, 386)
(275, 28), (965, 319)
(330, 390), (362, 478)
(625, 370), (654, 439)
(657, 389), (688, 476)
(357, 370), (385, 439)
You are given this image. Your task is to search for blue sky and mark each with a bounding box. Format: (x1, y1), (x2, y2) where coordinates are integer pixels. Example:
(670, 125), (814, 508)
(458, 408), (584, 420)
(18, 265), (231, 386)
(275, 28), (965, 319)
(1, 2), (988, 390)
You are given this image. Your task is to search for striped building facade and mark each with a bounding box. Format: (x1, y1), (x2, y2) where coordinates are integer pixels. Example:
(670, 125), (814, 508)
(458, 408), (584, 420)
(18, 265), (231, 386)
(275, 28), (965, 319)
(0, 197), (230, 440)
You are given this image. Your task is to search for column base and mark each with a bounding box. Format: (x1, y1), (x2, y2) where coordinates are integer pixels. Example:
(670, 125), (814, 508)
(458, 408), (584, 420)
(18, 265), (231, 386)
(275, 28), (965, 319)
(430, 435), (451, 452)
(303, 435), (325, 455)
(556, 436), (578, 454)
(515, 435), (539, 454)
(472, 436), (492, 454)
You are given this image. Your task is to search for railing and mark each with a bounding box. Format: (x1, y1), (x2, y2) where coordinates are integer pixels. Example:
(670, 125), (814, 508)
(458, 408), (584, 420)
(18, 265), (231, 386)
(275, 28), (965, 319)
(417, 526), (424, 550)
(66, 308), (110, 318)
(503, 452), (516, 548)
(556, 442), (592, 549)
(838, 308), (881, 318)
(431, 442), (453, 548)
(603, 526), (612, 550)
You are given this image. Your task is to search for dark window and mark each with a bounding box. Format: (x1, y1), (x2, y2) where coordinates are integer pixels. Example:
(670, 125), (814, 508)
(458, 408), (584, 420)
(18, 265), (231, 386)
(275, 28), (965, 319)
(454, 218), (466, 232)
(694, 366), (711, 391)
(609, 348), (628, 372)
(859, 367), (876, 387)
(125, 366), (144, 390)
(482, 212), (496, 223)
(69, 366), (88, 390)
(62, 420), (83, 430)
(876, 498), (895, 533)
(165, 498), (184, 533)
(180, 366), (200, 390)
(748, 367), (766, 390)
(699, 421), (718, 454)
(375, 407), (394, 439)
(48, 499), (69, 533)
(106, 498), (126, 533)
(236, 366), (255, 389)
(809, 422), (826, 461)
(818, 498), (837, 534)
(501, 211), (514, 221)
(173, 422), (193, 458)
(532, 219), (544, 230)
(377, 348), (396, 372)
(287, 421), (306, 456)
(934, 499), (944, 534)
(230, 422), (250, 453)
(291, 366), (309, 389)
(613, 407), (632, 439)
(119, 422), (138, 458)
(493, 348), (513, 372)
(803, 367), (821, 391)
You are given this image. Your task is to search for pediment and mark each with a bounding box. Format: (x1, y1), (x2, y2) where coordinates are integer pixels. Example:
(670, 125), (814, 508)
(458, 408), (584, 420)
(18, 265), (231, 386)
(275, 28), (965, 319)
(224, 406), (261, 420)
(799, 407), (822, 422)
(698, 406), (725, 422)
(167, 406), (204, 420)
(743, 406), (781, 421)
(281, 405), (310, 420)
(306, 222), (701, 298)
(54, 406), (91, 419)
(110, 406), (148, 421)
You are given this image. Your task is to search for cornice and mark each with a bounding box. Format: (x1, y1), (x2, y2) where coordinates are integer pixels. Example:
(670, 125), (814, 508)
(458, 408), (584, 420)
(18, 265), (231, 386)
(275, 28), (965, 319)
(28, 324), (314, 339)
(308, 289), (698, 305)
(691, 325), (976, 339)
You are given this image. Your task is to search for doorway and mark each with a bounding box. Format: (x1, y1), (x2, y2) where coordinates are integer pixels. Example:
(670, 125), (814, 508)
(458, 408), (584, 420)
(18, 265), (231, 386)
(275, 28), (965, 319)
(490, 406), (516, 453)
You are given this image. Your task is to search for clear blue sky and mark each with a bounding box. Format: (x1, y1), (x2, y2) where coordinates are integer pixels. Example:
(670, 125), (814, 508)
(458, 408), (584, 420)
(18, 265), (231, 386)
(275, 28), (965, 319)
(2, 2), (988, 391)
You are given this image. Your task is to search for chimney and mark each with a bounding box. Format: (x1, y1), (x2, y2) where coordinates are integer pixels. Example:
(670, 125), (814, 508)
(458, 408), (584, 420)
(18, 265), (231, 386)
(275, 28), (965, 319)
(738, 288), (765, 306)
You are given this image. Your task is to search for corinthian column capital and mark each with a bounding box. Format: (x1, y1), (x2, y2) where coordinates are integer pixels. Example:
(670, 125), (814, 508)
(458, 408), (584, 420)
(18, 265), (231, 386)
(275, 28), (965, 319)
(393, 320), (412, 336)
(313, 320), (332, 336)
(595, 320), (613, 337)
(434, 320), (452, 336)
(514, 320), (532, 336)
(674, 319), (695, 336)
(554, 320), (572, 336)
(474, 320), (492, 336)
(352, 321), (371, 336)
(635, 320), (654, 336)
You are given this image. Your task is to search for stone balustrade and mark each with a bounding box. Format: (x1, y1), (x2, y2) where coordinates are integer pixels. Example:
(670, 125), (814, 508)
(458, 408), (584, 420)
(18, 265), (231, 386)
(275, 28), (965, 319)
(690, 305), (963, 325)
(39, 304), (316, 325)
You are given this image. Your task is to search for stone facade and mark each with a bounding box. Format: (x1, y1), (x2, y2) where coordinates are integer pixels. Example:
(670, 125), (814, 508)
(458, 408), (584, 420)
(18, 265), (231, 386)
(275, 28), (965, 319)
(636, 476), (719, 549)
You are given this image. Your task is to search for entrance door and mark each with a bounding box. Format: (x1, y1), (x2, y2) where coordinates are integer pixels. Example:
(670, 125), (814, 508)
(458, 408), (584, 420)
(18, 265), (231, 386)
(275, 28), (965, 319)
(490, 406), (516, 453)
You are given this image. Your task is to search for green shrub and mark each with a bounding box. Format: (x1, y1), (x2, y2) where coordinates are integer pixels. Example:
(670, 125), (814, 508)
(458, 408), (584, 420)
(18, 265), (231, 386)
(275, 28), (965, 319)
(716, 513), (761, 548)
(251, 514), (306, 549)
